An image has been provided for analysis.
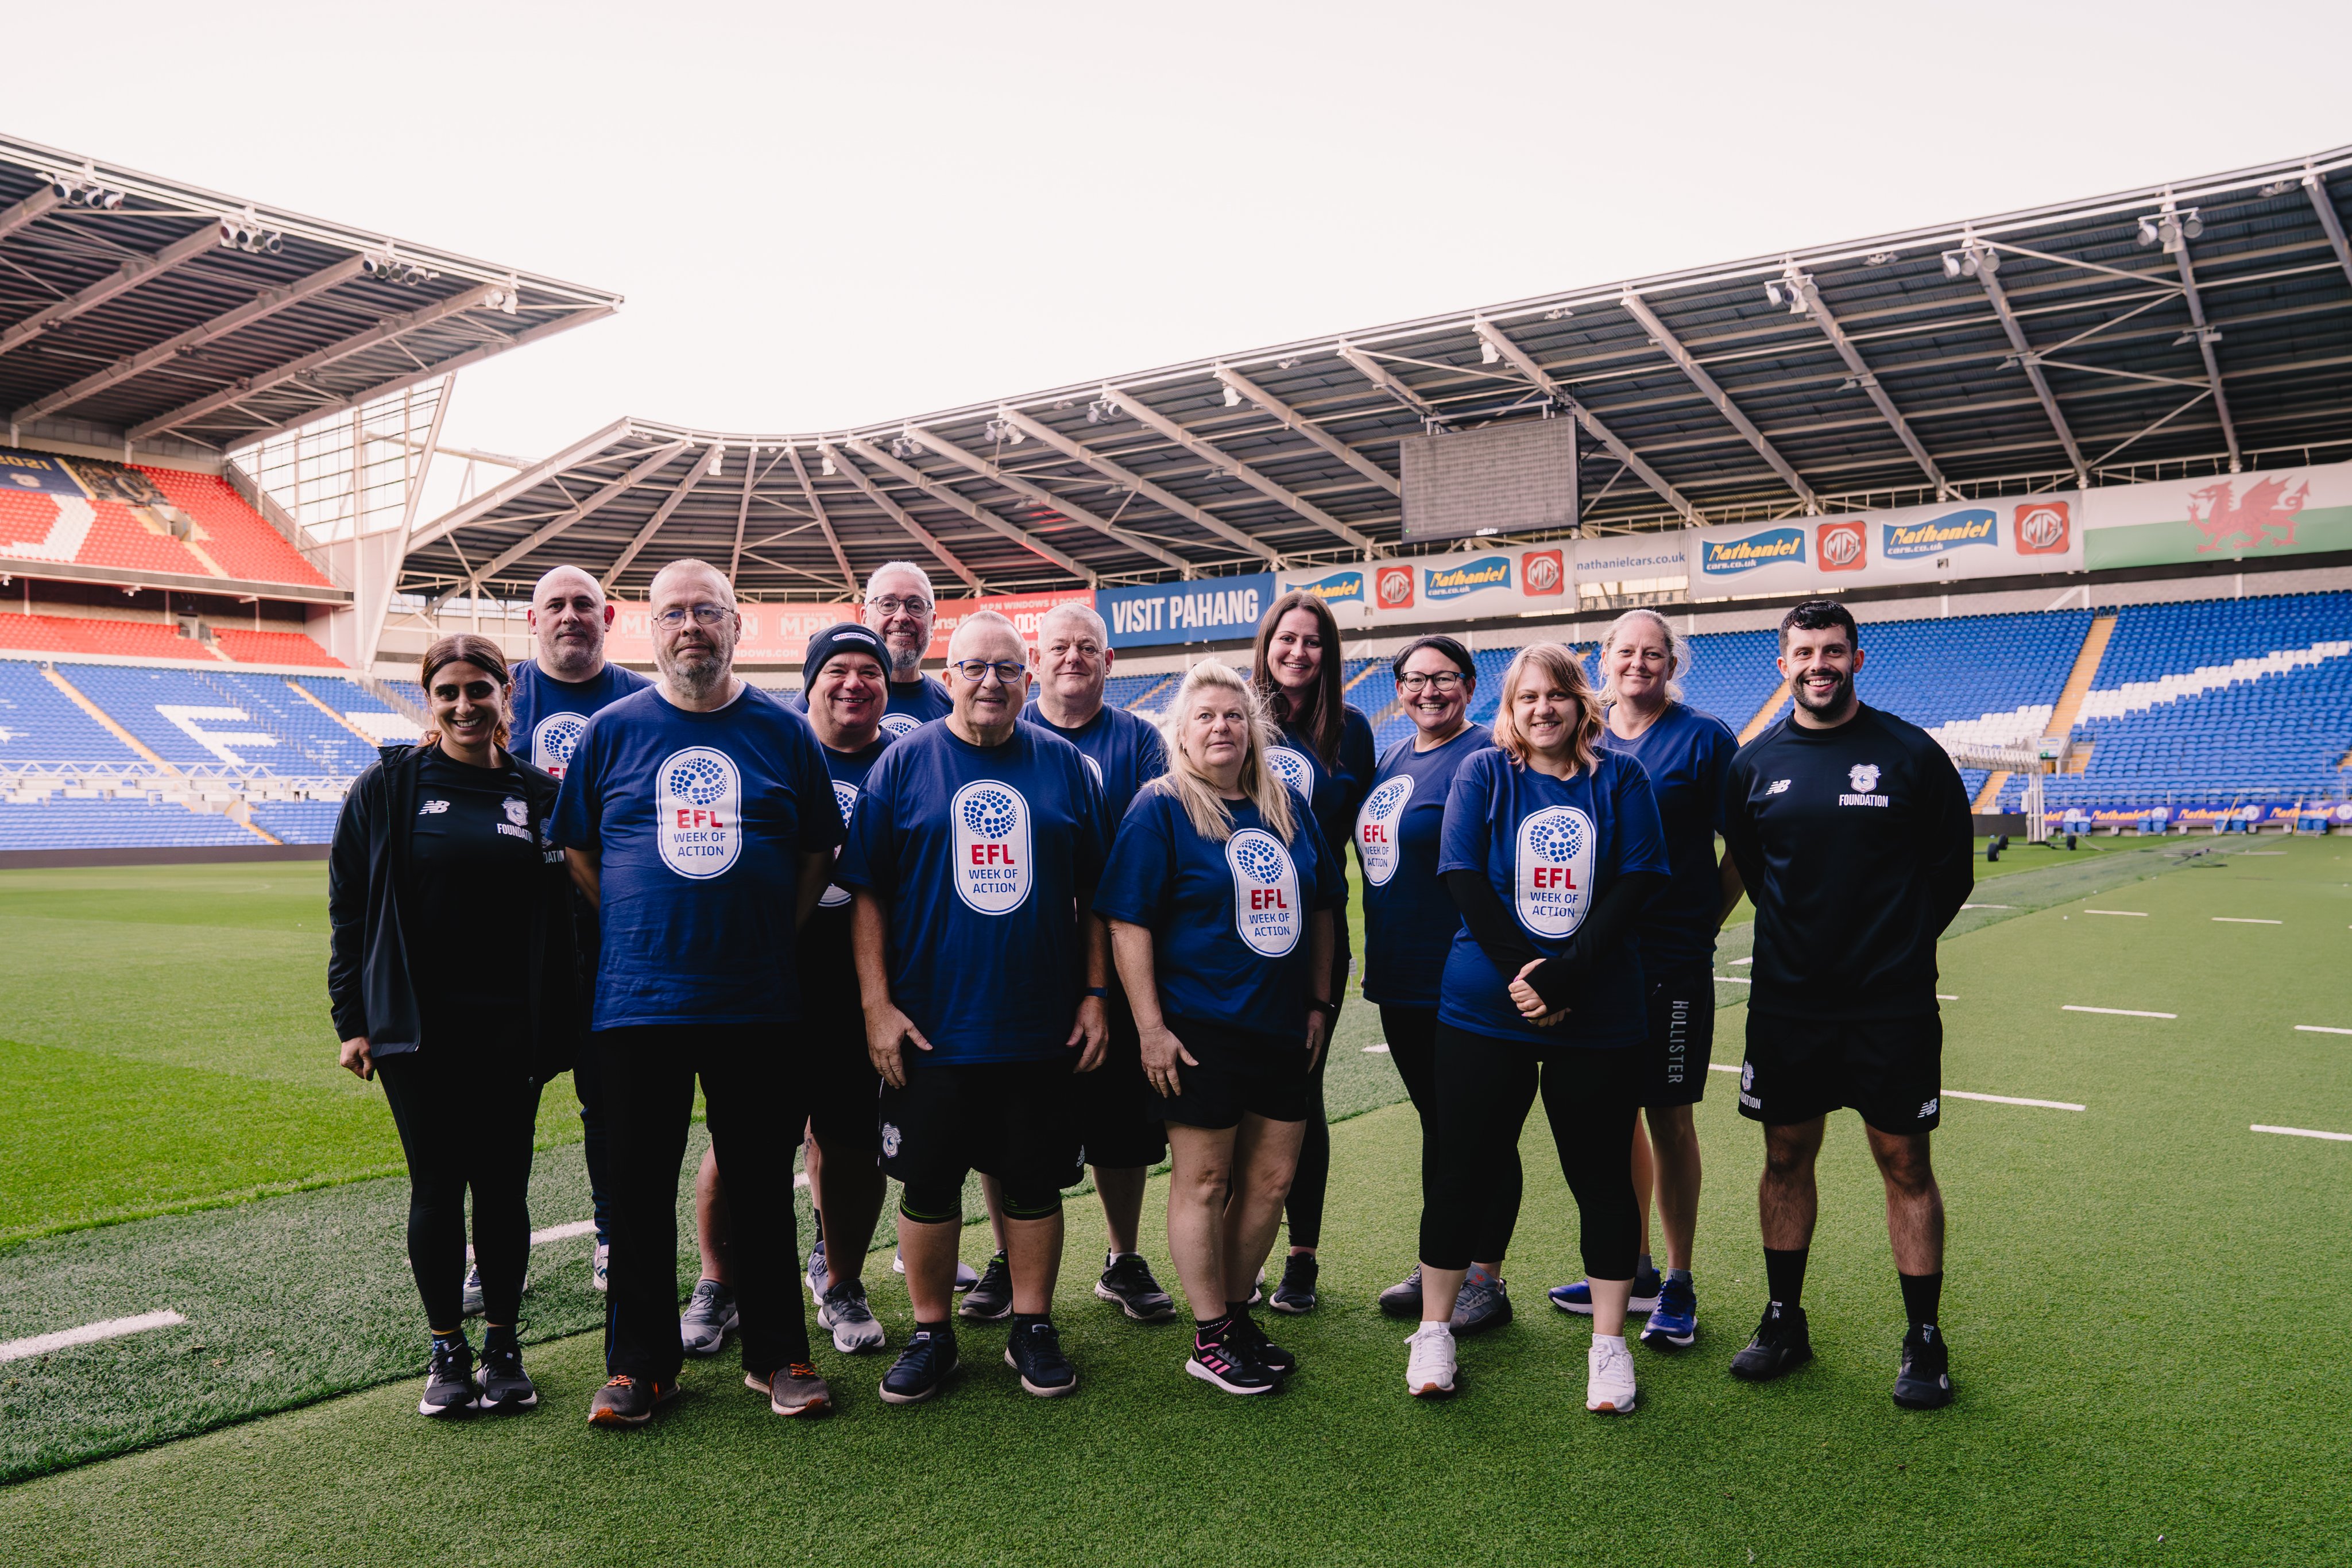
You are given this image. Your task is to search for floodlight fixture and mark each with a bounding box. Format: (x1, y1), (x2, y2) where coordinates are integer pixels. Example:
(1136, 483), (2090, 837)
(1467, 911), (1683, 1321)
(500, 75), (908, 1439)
(1763, 280), (1786, 307)
(1085, 396), (1121, 425)
(706, 443), (724, 477)
(1479, 337), (1500, 364)
(2136, 214), (2162, 247)
(1772, 270), (1812, 313)
(819, 450), (837, 477)
(981, 416), (1024, 446)
(2180, 208), (2204, 240)
(483, 276), (522, 315)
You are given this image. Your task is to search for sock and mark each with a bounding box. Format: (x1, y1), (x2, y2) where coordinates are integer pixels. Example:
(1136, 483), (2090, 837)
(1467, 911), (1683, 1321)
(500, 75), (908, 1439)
(914, 1318), (953, 1339)
(1465, 1263), (1498, 1286)
(1011, 1311), (1049, 1334)
(430, 1329), (466, 1352)
(1194, 1314), (1232, 1343)
(1638, 1252), (1656, 1279)
(1593, 1331), (1626, 1348)
(1898, 1270), (1943, 1333)
(481, 1323), (517, 1354)
(1666, 1267), (1693, 1284)
(1763, 1246), (1809, 1311)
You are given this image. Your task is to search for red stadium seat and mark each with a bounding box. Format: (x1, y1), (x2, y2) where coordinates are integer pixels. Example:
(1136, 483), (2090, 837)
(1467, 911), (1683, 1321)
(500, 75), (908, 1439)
(214, 629), (343, 667)
(136, 467), (331, 589)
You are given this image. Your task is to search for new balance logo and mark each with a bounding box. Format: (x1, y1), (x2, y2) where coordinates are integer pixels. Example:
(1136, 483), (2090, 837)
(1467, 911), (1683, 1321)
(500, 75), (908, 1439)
(1765, 779), (1792, 795)
(1920, 1097), (1940, 1118)
(417, 799), (450, 815)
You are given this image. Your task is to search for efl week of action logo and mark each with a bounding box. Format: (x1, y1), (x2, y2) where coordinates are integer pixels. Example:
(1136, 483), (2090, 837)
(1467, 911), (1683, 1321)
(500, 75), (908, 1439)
(1354, 775), (1413, 887)
(1264, 745), (1317, 800)
(950, 779), (1032, 915)
(1514, 805), (1593, 937)
(1226, 828), (1303, 957)
(532, 712), (589, 776)
(658, 748), (741, 879)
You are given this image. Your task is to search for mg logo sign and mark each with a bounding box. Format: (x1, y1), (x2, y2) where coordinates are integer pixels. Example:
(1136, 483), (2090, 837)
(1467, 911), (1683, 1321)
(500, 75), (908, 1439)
(1375, 564), (1414, 610)
(1521, 549), (1565, 595)
(1817, 520), (1866, 572)
(2014, 500), (2070, 555)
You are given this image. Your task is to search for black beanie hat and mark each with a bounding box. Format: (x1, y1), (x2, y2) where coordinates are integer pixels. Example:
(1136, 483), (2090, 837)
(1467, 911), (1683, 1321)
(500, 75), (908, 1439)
(802, 621), (888, 691)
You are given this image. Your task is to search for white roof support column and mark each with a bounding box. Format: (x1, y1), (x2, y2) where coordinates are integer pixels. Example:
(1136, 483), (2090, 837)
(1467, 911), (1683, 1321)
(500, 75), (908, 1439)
(1103, 386), (1381, 556)
(422, 438), (688, 611)
(904, 426), (1195, 575)
(0, 223), (219, 363)
(844, 436), (1098, 586)
(1471, 318), (1700, 524)
(992, 408), (1281, 568)
(2166, 212), (2242, 471)
(1964, 243), (2087, 485)
(601, 447), (715, 591)
(1212, 365), (1400, 497)
(817, 442), (987, 591)
(17, 255), (368, 423)
(0, 186), (63, 243)
(1618, 292), (1820, 513)
(408, 417), (640, 551)
(783, 443), (856, 593)
(2307, 169), (2352, 289)
(1784, 271), (1951, 497)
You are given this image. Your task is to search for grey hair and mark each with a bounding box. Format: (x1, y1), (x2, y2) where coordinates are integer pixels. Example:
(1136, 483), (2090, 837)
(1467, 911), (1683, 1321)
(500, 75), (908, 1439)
(865, 560), (937, 603)
(1037, 601), (1109, 646)
(1598, 607), (1686, 704)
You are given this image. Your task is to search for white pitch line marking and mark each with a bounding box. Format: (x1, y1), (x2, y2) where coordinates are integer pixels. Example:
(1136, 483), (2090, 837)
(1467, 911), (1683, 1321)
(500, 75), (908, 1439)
(0, 1310), (187, 1364)
(2240, 851), (2285, 855)
(2295, 1025), (2352, 1036)
(1363, 1043), (1390, 1053)
(1961, 903), (2014, 910)
(2211, 917), (2282, 924)
(2063, 1005), (2177, 1019)
(1944, 1090), (2085, 1112)
(1730, 956), (1754, 966)
(529, 1220), (596, 1246)
(2084, 909), (2147, 917)
(2252, 1124), (2352, 1143)
(1708, 1063), (1739, 1074)
(1937, 994), (1959, 1000)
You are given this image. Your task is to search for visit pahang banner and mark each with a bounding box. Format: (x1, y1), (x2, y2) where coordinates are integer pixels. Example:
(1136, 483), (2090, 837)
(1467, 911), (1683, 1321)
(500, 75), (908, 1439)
(2080, 459), (2352, 570)
(606, 589), (1090, 664)
(1684, 493), (2086, 599)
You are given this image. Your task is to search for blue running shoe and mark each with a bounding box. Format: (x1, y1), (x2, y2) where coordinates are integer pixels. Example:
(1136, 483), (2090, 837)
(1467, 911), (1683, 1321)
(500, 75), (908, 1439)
(1548, 1268), (1664, 1316)
(1639, 1275), (1697, 1350)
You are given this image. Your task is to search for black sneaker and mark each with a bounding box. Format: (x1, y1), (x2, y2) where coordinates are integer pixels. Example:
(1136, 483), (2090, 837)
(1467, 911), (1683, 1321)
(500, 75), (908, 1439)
(475, 1341), (537, 1413)
(419, 1338), (478, 1418)
(1186, 1326), (1278, 1395)
(879, 1327), (959, 1406)
(1893, 1325), (1954, 1410)
(960, 1250), (1014, 1321)
(1094, 1252), (1177, 1322)
(1268, 1253), (1318, 1315)
(1221, 1311), (1296, 1379)
(1004, 1319), (1078, 1397)
(1377, 1264), (1423, 1320)
(1450, 1273), (1512, 1335)
(1728, 1302), (1814, 1383)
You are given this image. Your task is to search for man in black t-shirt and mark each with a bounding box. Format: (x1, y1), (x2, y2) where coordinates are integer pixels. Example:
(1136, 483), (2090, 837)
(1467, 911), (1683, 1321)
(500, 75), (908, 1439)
(1720, 600), (1973, 1410)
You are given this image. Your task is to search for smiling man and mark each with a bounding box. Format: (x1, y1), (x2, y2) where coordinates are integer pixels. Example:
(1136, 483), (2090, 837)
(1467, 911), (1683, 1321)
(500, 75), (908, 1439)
(1720, 598), (1974, 1411)
(552, 559), (842, 1428)
(836, 610), (1112, 1407)
(507, 564), (651, 1299)
(858, 561), (953, 734)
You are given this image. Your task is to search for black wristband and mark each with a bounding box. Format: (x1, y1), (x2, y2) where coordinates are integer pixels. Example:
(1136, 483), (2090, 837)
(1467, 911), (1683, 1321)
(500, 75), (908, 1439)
(1309, 998), (1339, 1017)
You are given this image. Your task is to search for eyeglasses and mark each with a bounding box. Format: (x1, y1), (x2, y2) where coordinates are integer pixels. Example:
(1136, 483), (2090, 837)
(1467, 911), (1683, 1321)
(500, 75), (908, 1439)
(652, 603), (731, 630)
(949, 659), (1025, 686)
(1398, 671), (1468, 694)
(870, 595), (932, 617)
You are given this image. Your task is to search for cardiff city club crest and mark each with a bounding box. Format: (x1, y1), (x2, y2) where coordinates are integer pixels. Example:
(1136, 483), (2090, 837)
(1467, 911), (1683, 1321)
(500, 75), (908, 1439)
(1849, 763), (1880, 793)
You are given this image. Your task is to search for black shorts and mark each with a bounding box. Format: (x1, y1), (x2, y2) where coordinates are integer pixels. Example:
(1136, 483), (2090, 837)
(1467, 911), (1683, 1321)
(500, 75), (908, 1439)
(1152, 1017), (1314, 1131)
(1639, 962), (1716, 1108)
(1070, 996), (1167, 1169)
(802, 1011), (880, 1159)
(1737, 1011), (1943, 1135)
(878, 1058), (1086, 1195)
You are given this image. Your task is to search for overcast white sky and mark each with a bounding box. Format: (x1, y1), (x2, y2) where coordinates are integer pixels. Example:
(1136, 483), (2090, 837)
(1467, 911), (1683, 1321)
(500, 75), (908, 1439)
(11, 1), (2351, 466)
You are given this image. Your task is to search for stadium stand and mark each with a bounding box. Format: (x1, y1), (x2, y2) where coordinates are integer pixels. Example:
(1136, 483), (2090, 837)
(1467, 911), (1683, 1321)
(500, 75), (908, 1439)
(0, 798), (260, 851)
(134, 467), (331, 588)
(1100, 673), (1163, 712)
(246, 800), (344, 845)
(55, 665), (281, 770)
(200, 672), (380, 776)
(211, 629), (343, 667)
(2011, 591), (2352, 813)
(0, 660), (145, 768)
(0, 614), (338, 665)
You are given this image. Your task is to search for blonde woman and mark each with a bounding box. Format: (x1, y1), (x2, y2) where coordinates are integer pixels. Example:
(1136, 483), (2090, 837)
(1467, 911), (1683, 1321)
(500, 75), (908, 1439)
(1096, 660), (1340, 1394)
(1406, 643), (1669, 1414)
(1548, 609), (1741, 1350)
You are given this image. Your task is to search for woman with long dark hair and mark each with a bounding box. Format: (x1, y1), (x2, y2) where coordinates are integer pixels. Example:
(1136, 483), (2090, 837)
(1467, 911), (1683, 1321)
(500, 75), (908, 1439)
(1405, 642), (1668, 1415)
(1247, 589), (1374, 1313)
(329, 634), (583, 1419)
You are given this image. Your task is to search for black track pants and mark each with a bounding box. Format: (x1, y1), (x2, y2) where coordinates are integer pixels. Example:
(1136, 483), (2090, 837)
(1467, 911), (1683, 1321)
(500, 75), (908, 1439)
(376, 1048), (542, 1331)
(1383, 1005), (1521, 1264)
(1281, 994), (1340, 1249)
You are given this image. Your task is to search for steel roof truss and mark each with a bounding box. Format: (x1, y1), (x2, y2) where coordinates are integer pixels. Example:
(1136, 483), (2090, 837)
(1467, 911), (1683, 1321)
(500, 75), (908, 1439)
(1101, 386), (1380, 556)
(407, 417), (639, 550)
(816, 443), (985, 591)
(2305, 170), (2352, 289)
(1963, 245), (2088, 483)
(0, 222), (218, 365)
(900, 426), (1192, 575)
(1786, 272), (1951, 495)
(1210, 366), (1401, 497)
(2165, 225), (2241, 470)
(423, 439), (688, 610)
(991, 408), (1281, 567)
(844, 436), (1098, 586)
(1617, 292), (1821, 512)
(601, 449), (713, 591)
(1471, 317), (1700, 523)
(783, 443), (857, 594)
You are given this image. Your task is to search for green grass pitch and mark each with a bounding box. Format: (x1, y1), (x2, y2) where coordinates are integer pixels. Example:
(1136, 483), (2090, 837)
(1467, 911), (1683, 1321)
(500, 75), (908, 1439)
(1, 839), (2348, 1564)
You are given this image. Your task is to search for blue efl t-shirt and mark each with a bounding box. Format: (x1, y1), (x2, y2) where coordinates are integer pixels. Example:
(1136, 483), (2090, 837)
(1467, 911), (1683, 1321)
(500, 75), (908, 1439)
(1094, 785), (1337, 1051)
(1264, 705), (1376, 957)
(801, 731), (893, 1031)
(551, 684), (842, 1029)
(1023, 700), (1167, 821)
(1436, 748), (1669, 1047)
(1355, 723), (1494, 1009)
(834, 722), (1109, 1063)
(1596, 702), (1738, 971)
(509, 659), (653, 779)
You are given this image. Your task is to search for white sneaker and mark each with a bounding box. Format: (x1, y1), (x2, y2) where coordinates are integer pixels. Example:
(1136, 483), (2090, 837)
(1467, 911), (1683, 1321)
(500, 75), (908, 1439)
(1587, 1334), (1638, 1414)
(591, 1241), (610, 1294)
(1405, 1322), (1457, 1398)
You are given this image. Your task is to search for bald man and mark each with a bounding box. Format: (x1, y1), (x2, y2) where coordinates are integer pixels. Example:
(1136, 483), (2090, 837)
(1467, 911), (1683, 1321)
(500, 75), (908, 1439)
(554, 559), (841, 1427)
(510, 565), (651, 1298)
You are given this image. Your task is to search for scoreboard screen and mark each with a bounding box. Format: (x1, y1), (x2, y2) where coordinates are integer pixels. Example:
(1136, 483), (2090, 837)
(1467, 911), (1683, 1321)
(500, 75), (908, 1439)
(1399, 416), (1578, 542)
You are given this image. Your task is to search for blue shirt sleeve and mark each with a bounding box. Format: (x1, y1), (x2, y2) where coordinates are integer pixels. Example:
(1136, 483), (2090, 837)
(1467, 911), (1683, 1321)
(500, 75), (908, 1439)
(1702, 718), (1738, 837)
(1296, 785), (1341, 910)
(1436, 750), (1498, 879)
(1093, 792), (1172, 927)
(833, 749), (895, 894)
(793, 722), (846, 854)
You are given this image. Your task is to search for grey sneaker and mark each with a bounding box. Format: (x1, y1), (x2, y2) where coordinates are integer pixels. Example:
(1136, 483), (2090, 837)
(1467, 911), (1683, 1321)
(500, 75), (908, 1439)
(591, 1240), (609, 1294)
(806, 1238), (830, 1300)
(1378, 1264), (1424, 1320)
(679, 1277), (738, 1357)
(960, 1250), (1013, 1321)
(1093, 1252), (1177, 1321)
(461, 1259), (484, 1318)
(419, 1338), (478, 1418)
(818, 1276), (887, 1353)
(1450, 1272), (1513, 1335)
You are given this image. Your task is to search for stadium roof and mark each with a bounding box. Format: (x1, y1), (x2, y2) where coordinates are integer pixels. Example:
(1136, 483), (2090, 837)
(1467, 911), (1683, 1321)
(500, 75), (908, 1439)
(0, 131), (621, 457)
(407, 141), (2352, 605)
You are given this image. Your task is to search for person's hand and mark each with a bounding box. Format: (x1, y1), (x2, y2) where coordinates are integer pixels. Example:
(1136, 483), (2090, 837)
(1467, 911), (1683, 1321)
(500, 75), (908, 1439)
(339, 1036), (374, 1082)
(1509, 960), (1571, 1028)
(1138, 1023), (1197, 1098)
(864, 1004), (931, 1089)
(1304, 1008), (1330, 1074)
(1069, 995), (1109, 1073)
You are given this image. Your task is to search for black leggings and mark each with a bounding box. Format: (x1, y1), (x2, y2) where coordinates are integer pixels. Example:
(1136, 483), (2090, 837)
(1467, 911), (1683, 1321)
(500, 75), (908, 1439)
(376, 1048), (543, 1331)
(1282, 992), (1341, 1249)
(1384, 1005), (1521, 1264)
(1419, 1022), (1641, 1279)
